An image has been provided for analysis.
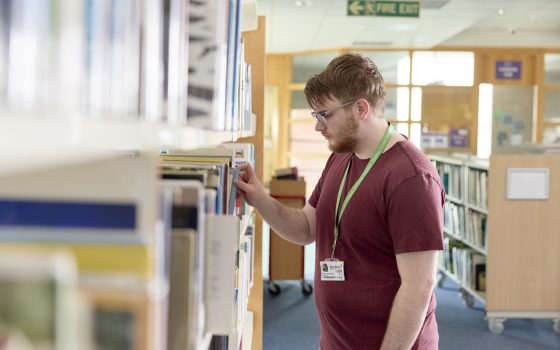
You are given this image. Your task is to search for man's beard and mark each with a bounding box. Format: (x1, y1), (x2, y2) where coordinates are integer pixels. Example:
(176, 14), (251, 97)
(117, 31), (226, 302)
(328, 116), (360, 153)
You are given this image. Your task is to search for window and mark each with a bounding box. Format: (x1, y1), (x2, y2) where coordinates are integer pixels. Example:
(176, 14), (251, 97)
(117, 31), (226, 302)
(412, 51), (474, 86)
(543, 125), (560, 144)
(544, 90), (560, 123)
(359, 51), (410, 84)
(384, 87), (409, 121)
(544, 54), (560, 85)
(292, 52), (339, 83)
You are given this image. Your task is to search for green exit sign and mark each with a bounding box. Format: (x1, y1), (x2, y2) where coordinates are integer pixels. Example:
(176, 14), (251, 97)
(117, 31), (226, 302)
(347, 1), (420, 17)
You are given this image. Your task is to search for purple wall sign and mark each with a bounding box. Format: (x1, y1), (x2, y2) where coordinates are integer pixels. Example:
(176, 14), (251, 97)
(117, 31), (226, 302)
(449, 128), (469, 148)
(495, 60), (522, 80)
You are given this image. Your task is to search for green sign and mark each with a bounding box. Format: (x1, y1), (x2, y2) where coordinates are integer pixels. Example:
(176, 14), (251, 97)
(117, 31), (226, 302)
(347, 1), (420, 17)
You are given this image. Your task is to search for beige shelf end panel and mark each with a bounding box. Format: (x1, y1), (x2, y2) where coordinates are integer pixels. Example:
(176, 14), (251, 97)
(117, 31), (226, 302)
(487, 154), (560, 312)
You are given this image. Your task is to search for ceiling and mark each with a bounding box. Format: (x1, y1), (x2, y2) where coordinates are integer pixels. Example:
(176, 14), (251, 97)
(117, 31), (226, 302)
(256, 0), (560, 53)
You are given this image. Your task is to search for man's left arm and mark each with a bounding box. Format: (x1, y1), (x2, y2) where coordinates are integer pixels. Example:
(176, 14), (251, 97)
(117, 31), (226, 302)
(380, 250), (438, 350)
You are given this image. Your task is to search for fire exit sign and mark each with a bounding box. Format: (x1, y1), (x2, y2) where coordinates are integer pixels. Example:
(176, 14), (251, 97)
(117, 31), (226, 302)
(347, 1), (420, 17)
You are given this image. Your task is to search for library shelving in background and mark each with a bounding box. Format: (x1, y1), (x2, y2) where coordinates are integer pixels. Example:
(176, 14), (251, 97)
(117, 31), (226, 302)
(429, 154), (489, 311)
(0, 1), (265, 350)
(429, 153), (560, 335)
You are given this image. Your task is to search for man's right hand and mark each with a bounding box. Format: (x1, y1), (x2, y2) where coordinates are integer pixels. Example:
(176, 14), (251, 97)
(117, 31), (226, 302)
(235, 163), (267, 208)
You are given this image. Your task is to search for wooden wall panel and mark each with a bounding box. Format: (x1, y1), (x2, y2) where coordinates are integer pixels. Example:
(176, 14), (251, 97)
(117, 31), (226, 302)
(480, 53), (537, 85)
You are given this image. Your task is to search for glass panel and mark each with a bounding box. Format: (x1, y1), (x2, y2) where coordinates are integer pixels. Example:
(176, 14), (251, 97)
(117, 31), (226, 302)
(394, 122), (409, 138)
(290, 122), (322, 141)
(477, 84), (493, 159)
(290, 140), (329, 154)
(543, 125), (560, 144)
(411, 87), (422, 121)
(544, 90), (560, 122)
(412, 51), (474, 86)
(292, 52), (339, 83)
(357, 51), (410, 84)
(384, 87), (409, 121)
(421, 87), (472, 122)
(491, 85), (535, 152)
(291, 90), (309, 110)
(291, 90), (311, 121)
(410, 123), (421, 149)
(420, 123), (470, 150)
(290, 122), (328, 156)
(544, 54), (560, 85)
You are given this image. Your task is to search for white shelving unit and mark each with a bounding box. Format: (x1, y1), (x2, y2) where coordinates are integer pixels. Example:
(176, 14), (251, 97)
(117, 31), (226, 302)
(0, 113), (251, 177)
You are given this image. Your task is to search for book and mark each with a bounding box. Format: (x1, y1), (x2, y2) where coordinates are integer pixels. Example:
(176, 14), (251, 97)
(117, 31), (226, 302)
(205, 214), (239, 335)
(83, 287), (152, 350)
(222, 143), (255, 168)
(161, 167), (208, 184)
(160, 158), (229, 214)
(228, 168), (240, 216)
(161, 179), (206, 348)
(167, 228), (197, 350)
(225, 0), (242, 131)
(187, 0), (229, 130)
(0, 154), (158, 244)
(0, 250), (80, 350)
(471, 254), (486, 291)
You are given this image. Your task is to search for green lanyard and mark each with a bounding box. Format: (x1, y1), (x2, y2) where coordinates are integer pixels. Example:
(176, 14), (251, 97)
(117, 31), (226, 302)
(331, 124), (394, 259)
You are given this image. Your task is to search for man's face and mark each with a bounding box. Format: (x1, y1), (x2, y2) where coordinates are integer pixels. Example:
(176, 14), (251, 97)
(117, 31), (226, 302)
(312, 99), (360, 153)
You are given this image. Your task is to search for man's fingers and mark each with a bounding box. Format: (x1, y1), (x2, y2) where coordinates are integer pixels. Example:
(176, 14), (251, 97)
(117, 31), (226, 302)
(235, 178), (248, 192)
(238, 163), (253, 183)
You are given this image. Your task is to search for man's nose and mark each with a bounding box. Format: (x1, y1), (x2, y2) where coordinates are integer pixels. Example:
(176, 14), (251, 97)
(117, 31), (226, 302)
(315, 120), (325, 132)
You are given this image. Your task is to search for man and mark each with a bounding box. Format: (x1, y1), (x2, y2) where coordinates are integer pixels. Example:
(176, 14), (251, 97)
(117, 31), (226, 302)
(236, 53), (444, 349)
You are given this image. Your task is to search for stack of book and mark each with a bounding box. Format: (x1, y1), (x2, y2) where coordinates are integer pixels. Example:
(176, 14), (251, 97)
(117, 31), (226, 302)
(0, 153), (159, 349)
(160, 143), (256, 349)
(273, 166), (298, 180)
(0, 143), (256, 349)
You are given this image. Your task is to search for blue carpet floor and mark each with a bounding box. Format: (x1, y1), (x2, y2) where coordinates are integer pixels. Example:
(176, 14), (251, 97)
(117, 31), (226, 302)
(263, 278), (560, 350)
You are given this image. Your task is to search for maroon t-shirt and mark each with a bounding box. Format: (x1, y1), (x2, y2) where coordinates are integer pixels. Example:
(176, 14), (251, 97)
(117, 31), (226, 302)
(309, 140), (445, 350)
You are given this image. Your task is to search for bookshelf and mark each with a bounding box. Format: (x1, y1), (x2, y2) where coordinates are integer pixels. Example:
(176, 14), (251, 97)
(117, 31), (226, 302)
(431, 153), (560, 335)
(429, 154), (488, 310)
(0, 1), (264, 350)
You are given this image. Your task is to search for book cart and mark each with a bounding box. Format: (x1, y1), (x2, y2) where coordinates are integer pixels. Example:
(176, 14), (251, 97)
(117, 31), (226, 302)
(267, 177), (313, 296)
(486, 153), (560, 335)
(429, 153), (560, 335)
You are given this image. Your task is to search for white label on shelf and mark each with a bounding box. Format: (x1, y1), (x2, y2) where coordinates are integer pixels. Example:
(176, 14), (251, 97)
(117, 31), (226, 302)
(506, 168), (549, 200)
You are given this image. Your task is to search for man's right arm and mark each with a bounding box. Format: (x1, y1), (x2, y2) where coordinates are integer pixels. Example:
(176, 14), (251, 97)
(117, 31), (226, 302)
(235, 163), (316, 245)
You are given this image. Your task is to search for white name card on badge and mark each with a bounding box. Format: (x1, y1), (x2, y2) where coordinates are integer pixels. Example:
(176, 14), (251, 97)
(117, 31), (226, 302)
(506, 168), (549, 200)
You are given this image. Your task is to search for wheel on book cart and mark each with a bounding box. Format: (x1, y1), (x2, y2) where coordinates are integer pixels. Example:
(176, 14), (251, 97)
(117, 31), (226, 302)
(459, 289), (475, 308)
(268, 281), (281, 296)
(488, 318), (505, 335)
(301, 281), (313, 296)
(553, 319), (560, 334)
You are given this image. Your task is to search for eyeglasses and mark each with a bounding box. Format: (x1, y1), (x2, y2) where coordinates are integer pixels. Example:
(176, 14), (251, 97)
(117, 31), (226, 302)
(311, 100), (356, 124)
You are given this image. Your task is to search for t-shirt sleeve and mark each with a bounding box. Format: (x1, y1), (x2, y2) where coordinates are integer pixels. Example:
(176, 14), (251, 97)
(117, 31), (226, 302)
(308, 153), (336, 208)
(387, 172), (445, 254)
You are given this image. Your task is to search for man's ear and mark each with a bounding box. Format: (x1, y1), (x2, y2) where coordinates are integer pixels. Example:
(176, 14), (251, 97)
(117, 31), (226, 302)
(356, 99), (369, 120)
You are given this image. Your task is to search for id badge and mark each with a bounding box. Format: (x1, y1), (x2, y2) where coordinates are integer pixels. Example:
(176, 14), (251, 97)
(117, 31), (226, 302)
(320, 259), (345, 281)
